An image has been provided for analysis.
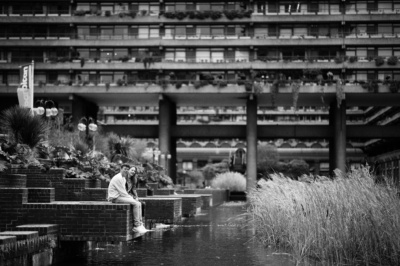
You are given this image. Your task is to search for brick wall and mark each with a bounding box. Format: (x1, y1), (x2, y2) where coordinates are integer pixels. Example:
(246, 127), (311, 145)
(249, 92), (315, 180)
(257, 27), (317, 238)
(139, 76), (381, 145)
(0, 174), (27, 188)
(80, 188), (108, 201)
(184, 189), (228, 206)
(154, 188), (175, 195)
(27, 188), (55, 203)
(140, 198), (182, 223)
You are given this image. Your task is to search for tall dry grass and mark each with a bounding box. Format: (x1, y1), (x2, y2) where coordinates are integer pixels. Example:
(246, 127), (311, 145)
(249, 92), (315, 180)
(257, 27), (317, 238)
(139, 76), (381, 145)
(248, 166), (400, 265)
(211, 171), (246, 191)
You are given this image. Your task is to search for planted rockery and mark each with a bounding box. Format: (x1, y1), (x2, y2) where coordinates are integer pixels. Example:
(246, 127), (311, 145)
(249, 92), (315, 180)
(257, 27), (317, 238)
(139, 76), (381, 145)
(248, 166), (400, 265)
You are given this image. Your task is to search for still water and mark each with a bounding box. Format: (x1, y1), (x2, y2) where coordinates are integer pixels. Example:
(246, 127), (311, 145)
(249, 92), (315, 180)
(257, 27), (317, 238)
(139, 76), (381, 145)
(55, 202), (294, 266)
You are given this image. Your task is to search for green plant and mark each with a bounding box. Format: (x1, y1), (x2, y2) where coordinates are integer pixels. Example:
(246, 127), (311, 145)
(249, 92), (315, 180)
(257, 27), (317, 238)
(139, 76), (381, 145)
(389, 81), (400, 93)
(193, 80), (201, 89)
(387, 56), (398, 66)
(375, 56), (385, 66)
(0, 106), (49, 149)
(270, 80), (279, 107)
(244, 81), (253, 92)
(334, 56), (344, 64)
(73, 10), (86, 16)
(248, 166), (400, 265)
(128, 10), (137, 18)
(349, 56), (358, 63)
(105, 10), (111, 17)
(175, 81), (182, 89)
(211, 172), (246, 191)
(120, 55), (130, 62)
(202, 161), (230, 186)
(336, 79), (345, 107)
(116, 79), (125, 86)
(291, 80), (301, 110)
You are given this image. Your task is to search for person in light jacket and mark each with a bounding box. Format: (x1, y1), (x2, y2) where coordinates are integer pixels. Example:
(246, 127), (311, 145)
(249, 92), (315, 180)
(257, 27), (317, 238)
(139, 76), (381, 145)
(108, 164), (147, 234)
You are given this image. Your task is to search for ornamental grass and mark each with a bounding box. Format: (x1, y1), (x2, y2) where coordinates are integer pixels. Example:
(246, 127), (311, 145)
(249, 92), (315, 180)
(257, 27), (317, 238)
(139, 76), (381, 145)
(211, 171), (246, 191)
(248, 166), (400, 265)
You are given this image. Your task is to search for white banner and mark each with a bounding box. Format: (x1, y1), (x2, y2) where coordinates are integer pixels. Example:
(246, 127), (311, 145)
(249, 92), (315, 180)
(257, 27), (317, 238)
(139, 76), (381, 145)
(17, 63), (34, 109)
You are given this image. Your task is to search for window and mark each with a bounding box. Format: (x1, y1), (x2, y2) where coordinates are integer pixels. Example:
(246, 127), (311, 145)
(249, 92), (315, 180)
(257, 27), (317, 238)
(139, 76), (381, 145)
(100, 72), (113, 84)
(198, 3), (210, 11)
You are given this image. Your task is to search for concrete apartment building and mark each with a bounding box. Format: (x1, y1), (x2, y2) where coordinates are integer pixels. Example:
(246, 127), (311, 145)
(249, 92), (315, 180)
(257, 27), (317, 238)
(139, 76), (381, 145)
(1, 0), (400, 185)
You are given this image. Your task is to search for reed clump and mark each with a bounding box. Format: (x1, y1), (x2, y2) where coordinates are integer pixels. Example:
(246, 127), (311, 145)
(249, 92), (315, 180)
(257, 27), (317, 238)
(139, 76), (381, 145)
(211, 171), (246, 191)
(248, 166), (400, 265)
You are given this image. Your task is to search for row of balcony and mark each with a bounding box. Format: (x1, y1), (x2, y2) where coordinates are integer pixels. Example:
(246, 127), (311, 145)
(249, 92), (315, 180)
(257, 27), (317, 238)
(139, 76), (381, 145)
(2, 7), (400, 18)
(1, 57), (398, 71)
(1, 32), (400, 41)
(0, 81), (397, 94)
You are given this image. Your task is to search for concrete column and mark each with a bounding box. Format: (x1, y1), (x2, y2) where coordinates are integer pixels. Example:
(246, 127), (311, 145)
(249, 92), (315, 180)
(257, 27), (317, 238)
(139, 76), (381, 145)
(246, 95), (258, 192)
(314, 160), (320, 175)
(329, 99), (346, 175)
(158, 95), (176, 182)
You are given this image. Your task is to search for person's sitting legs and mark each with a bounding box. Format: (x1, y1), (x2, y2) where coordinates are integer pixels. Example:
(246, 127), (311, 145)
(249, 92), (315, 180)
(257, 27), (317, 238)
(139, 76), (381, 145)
(113, 196), (146, 233)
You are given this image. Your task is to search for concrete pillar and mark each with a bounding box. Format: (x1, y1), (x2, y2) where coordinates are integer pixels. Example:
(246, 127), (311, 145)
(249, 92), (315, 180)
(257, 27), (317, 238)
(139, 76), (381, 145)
(329, 99), (346, 175)
(246, 95), (258, 191)
(158, 95), (177, 182)
(314, 160), (320, 175)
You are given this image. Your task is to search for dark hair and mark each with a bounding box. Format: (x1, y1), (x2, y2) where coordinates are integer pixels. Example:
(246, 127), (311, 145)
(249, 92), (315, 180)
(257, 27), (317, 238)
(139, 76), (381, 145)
(121, 163), (131, 169)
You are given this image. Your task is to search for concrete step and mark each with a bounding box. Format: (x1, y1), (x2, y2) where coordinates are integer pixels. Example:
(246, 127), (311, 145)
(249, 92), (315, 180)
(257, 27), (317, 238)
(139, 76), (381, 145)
(15, 224), (59, 236)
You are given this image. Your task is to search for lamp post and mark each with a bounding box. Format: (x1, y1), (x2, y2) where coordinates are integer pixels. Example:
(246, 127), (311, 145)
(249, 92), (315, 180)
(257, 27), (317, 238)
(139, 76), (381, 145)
(77, 117), (97, 148)
(33, 99), (58, 117)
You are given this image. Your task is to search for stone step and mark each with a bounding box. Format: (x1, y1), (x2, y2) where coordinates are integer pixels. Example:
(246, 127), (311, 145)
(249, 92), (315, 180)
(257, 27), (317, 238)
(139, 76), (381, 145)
(15, 224), (58, 236)
(0, 231), (39, 240)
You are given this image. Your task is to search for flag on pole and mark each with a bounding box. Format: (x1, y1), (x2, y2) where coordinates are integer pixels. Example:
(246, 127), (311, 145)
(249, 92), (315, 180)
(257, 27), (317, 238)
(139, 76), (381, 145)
(17, 62), (34, 110)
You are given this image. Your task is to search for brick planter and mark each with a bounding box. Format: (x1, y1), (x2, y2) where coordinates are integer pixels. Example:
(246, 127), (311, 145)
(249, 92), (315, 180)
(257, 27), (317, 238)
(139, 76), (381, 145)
(0, 174), (27, 188)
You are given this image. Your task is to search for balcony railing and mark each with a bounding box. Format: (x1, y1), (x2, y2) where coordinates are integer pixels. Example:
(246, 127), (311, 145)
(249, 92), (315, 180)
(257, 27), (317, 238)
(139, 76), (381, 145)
(1, 32), (399, 41)
(3, 55), (398, 65)
(2, 6), (400, 17)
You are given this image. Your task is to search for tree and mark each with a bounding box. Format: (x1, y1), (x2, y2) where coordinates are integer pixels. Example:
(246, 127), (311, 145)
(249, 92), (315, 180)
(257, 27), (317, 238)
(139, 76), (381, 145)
(202, 160), (229, 185)
(257, 143), (279, 176)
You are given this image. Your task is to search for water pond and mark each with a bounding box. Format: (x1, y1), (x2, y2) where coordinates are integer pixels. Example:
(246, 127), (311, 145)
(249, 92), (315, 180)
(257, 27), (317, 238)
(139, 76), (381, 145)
(54, 202), (295, 266)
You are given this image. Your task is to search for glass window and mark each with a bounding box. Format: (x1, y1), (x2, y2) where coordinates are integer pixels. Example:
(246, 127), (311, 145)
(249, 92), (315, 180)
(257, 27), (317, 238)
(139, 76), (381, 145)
(100, 72), (113, 83)
(211, 27), (224, 36)
(138, 27), (149, 39)
(175, 26), (186, 36)
(100, 49), (113, 60)
(197, 26), (210, 36)
(198, 3), (210, 11)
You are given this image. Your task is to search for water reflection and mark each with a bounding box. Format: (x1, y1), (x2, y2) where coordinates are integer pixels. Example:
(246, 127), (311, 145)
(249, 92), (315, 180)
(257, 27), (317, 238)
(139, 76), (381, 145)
(55, 203), (295, 266)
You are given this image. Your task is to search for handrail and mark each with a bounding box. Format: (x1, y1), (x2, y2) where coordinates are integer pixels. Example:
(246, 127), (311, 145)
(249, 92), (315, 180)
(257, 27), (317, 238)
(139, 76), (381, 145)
(1, 32), (399, 40)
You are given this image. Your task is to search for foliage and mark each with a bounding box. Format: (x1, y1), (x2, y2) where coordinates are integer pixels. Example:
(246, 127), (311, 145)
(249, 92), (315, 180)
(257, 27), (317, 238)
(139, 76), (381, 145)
(387, 56), (398, 66)
(0, 106), (49, 149)
(374, 56), (385, 67)
(257, 143), (279, 176)
(291, 80), (301, 110)
(270, 80), (279, 107)
(137, 162), (173, 187)
(362, 80), (379, 93)
(349, 56), (358, 63)
(334, 56), (344, 64)
(202, 160), (230, 182)
(389, 81), (400, 93)
(336, 79), (345, 107)
(211, 172), (246, 191)
(73, 10), (86, 16)
(248, 166), (400, 265)
(0, 142), (43, 171)
(184, 170), (204, 189)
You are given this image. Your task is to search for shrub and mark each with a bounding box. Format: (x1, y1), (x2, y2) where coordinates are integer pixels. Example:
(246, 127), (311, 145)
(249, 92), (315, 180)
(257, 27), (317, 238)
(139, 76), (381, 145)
(349, 56), (358, 63)
(334, 56), (344, 64)
(193, 80), (201, 89)
(375, 56), (385, 66)
(104, 10), (111, 17)
(389, 81), (400, 93)
(248, 166), (400, 265)
(73, 10), (86, 16)
(120, 55), (130, 62)
(175, 81), (182, 89)
(0, 106), (49, 148)
(211, 172), (246, 191)
(203, 161), (230, 185)
(219, 80), (228, 88)
(387, 56), (398, 66)
(185, 170), (204, 189)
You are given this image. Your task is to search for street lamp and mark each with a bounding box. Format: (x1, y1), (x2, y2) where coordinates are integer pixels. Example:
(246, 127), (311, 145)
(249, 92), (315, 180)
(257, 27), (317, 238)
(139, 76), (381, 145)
(33, 99), (58, 117)
(77, 117), (97, 148)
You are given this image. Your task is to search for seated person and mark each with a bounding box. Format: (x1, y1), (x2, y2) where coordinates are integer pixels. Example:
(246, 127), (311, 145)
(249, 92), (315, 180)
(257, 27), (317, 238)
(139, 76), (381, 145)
(107, 164), (147, 234)
(127, 166), (146, 217)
